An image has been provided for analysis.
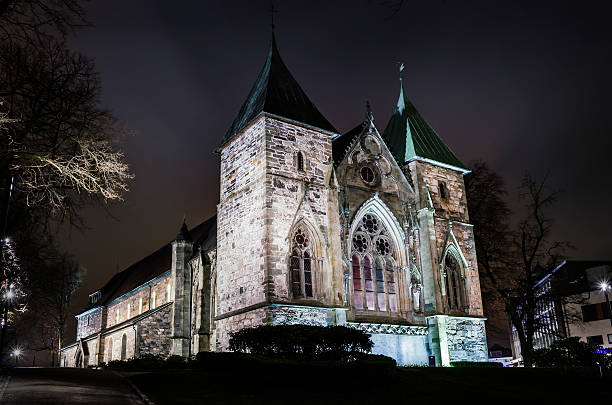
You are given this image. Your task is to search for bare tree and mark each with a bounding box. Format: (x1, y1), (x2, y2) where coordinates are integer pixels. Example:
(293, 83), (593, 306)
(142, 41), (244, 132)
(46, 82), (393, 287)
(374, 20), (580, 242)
(1, 39), (133, 228)
(0, 0), (89, 46)
(466, 162), (567, 366)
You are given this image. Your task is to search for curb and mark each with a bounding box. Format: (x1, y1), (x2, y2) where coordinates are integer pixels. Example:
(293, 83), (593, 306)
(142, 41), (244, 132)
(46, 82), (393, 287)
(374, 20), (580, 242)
(110, 370), (155, 405)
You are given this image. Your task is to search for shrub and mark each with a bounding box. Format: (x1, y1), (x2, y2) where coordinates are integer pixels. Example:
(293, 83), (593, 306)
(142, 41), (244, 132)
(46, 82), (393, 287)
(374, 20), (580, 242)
(450, 361), (503, 368)
(532, 337), (609, 368)
(229, 325), (373, 361)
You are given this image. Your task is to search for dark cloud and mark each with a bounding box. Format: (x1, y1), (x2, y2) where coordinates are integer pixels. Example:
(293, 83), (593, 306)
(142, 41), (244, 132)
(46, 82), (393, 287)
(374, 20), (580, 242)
(60, 0), (612, 342)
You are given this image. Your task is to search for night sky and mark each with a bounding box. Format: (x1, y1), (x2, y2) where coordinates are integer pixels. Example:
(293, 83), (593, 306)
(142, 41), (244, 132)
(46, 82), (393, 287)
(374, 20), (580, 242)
(61, 0), (612, 344)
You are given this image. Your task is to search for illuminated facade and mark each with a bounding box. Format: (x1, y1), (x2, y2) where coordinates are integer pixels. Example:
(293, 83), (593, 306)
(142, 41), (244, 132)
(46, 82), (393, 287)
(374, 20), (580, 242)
(60, 34), (488, 367)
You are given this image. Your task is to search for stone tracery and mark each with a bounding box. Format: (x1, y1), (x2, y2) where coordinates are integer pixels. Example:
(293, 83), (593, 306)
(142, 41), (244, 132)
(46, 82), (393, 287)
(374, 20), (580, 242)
(351, 213), (398, 312)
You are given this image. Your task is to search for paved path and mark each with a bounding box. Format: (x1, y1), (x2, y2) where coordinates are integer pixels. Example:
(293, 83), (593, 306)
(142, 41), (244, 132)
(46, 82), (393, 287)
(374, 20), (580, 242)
(0, 367), (146, 404)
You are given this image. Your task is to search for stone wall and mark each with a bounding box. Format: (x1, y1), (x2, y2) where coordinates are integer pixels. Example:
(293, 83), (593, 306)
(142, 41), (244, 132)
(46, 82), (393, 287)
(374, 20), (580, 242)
(269, 305), (332, 326)
(446, 317), (488, 363)
(138, 304), (173, 358)
(370, 333), (430, 366)
(59, 344), (78, 367)
(215, 307), (269, 350)
(408, 160), (483, 317)
(217, 116), (267, 319)
(427, 315), (488, 365)
(106, 273), (172, 329)
(264, 116), (341, 305)
(76, 307), (104, 339)
(104, 325), (137, 362)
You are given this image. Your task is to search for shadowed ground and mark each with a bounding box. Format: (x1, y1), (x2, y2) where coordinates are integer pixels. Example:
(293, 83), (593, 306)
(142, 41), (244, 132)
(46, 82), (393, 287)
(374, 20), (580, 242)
(0, 367), (145, 404)
(127, 362), (611, 404)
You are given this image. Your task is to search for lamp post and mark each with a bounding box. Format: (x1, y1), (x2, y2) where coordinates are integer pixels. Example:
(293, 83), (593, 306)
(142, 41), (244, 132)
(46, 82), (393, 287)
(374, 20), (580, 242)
(600, 282), (612, 328)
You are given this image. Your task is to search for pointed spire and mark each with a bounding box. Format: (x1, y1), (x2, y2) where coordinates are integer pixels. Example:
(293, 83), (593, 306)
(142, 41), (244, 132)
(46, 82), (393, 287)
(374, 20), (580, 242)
(382, 71), (468, 172)
(365, 100), (374, 123)
(176, 219), (192, 242)
(217, 33), (337, 151)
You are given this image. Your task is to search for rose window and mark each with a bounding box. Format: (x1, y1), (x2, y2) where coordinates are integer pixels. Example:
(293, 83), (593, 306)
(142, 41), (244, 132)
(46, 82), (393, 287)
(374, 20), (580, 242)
(352, 233), (368, 253)
(375, 237), (391, 256)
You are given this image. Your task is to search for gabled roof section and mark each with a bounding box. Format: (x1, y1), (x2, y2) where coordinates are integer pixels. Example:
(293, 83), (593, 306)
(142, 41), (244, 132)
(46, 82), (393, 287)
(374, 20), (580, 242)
(382, 80), (468, 172)
(81, 215), (217, 312)
(217, 34), (337, 151)
(332, 122), (363, 167)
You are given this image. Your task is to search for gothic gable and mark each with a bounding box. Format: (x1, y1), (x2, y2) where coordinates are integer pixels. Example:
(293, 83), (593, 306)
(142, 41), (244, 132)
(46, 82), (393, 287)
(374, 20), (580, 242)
(334, 117), (414, 202)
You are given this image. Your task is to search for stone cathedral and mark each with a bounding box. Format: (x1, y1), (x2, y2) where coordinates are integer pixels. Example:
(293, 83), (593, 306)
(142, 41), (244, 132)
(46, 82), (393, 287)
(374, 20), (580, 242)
(60, 35), (488, 367)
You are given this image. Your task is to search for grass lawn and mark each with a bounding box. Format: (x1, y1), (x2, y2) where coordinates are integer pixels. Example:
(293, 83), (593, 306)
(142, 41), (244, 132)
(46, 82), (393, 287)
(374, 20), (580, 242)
(126, 359), (610, 404)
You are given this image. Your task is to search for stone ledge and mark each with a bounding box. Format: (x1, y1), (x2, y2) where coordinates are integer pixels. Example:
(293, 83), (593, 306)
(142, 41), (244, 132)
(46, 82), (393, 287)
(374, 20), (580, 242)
(346, 322), (428, 335)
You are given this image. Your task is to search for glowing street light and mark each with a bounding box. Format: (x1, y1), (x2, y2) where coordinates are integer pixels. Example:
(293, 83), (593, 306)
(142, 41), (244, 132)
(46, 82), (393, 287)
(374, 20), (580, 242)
(600, 281), (612, 328)
(12, 347), (22, 367)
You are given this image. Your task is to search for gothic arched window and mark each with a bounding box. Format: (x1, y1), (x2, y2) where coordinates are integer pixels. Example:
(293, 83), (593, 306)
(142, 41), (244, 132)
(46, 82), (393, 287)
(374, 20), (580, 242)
(297, 152), (304, 171)
(120, 334), (127, 361)
(351, 213), (398, 312)
(290, 228), (314, 298)
(444, 253), (465, 311)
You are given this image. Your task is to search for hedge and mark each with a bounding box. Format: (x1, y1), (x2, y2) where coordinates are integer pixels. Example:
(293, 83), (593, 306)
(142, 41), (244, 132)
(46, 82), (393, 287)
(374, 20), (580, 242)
(229, 324), (373, 361)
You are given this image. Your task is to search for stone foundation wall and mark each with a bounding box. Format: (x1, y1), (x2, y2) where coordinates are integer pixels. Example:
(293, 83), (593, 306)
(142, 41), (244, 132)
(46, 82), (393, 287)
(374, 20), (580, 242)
(427, 315), (488, 365)
(269, 305), (332, 326)
(370, 333), (430, 366)
(138, 304), (173, 358)
(446, 317), (488, 363)
(215, 307), (269, 351)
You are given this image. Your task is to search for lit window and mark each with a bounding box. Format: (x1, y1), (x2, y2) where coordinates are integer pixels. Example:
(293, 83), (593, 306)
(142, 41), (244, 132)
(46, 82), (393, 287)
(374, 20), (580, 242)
(127, 304), (130, 319)
(290, 228), (314, 298)
(166, 284), (171, 303)
(351, 213), (397, 312)
(138, 297), (143, 314)
(152, 291), (157, 308)
(587, 335), (604, 345)
(444, 253), (465, 311)
(107, 338), (113, 362)
(115, 309), (119, 324)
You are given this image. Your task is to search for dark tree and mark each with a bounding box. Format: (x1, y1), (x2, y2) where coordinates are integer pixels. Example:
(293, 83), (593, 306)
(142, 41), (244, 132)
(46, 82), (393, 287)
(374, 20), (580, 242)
(466, 161), (567, 367)
(0, 0), (128, 361)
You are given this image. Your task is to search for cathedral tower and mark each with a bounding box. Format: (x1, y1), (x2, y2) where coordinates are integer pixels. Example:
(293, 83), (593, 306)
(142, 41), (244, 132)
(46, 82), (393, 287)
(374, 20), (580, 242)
(214, 35), (343, 349)
(382, 79), (486, 365)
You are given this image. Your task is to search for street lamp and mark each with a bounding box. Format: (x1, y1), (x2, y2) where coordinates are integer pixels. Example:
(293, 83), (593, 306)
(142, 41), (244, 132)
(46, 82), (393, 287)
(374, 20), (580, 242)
(600, 281), (612, 328)
(12, 348), (22, 367)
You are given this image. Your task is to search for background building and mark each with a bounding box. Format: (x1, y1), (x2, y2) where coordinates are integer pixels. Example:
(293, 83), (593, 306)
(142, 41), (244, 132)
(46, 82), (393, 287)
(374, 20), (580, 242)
(511, 260), (612, 360)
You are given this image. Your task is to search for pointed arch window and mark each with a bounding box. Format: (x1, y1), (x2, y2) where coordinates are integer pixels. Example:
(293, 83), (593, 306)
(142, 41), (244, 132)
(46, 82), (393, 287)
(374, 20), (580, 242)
(290, 228), (314, 298)
(351, 213), (398, 312)
(444, 252), (465, 311)
(120, 334), (127, 361)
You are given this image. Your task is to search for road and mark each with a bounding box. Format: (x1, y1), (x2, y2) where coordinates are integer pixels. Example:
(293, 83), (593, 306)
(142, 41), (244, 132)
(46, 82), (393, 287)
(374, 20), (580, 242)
(0, 367), (148, 404)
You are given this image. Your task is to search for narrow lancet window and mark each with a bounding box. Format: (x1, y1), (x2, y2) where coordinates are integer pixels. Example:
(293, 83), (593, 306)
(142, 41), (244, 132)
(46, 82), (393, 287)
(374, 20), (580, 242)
(297, 152), (304, 171)
(290, 228), (314, 298)
(444, 253), (464, 311)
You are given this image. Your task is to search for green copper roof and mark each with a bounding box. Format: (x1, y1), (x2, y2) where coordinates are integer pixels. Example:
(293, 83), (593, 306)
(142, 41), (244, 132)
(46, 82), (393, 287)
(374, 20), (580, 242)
(217, 34), (337, 151)
(382, 81), (467, 171)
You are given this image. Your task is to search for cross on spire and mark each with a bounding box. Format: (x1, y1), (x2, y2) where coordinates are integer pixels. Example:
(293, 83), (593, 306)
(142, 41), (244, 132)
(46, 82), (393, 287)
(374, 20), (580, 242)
(268, 1), (278, 31)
